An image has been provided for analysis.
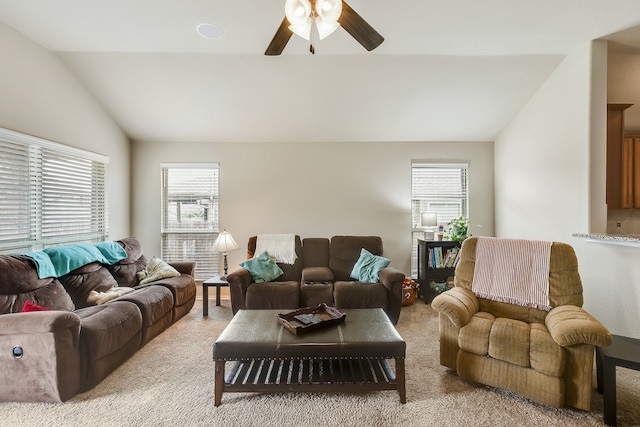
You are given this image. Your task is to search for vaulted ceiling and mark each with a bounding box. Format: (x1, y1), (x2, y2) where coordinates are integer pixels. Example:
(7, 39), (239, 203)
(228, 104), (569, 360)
(2, 0), (640, 143)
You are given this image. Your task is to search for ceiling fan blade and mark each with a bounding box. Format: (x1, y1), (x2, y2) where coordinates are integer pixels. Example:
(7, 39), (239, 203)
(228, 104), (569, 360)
(265, 17), (293, 56)
(339, 1), (384, 51)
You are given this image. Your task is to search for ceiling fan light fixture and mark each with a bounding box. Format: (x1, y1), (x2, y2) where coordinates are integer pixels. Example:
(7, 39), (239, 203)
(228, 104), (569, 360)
(285, 0), (313, 40)
(285, 0), (341, 41)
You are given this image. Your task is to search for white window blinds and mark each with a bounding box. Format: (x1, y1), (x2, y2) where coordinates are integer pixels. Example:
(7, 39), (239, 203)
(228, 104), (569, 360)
(0, 128), (109, 253)
(410, 162), (469, 277)
(161, 163), (219, 280)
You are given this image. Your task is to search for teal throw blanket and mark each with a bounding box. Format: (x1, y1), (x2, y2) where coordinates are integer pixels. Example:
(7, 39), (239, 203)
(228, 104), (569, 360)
(23, 242), (127, 279)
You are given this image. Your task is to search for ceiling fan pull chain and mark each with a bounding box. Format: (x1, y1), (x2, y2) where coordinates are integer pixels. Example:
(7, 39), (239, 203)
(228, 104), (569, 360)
(310, 10), (317, 54)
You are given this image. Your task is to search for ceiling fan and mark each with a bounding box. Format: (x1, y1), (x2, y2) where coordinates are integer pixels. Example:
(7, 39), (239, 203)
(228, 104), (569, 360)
(265, 0), (384, 55)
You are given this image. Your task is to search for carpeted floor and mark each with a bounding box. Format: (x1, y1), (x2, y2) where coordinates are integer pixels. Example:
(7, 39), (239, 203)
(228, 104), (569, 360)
(2, 300), (639, 427)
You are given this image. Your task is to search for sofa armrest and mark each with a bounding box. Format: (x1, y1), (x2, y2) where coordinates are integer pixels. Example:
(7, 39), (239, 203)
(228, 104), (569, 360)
(0, 310), (80, 336)
(226, 268), (253, 314)
(0, 311), (81, 402)
(169, 261), (196, 276)
(431, 287), (479, 328)
(378, 267), (404, 324)
(545, 305), (612, 348)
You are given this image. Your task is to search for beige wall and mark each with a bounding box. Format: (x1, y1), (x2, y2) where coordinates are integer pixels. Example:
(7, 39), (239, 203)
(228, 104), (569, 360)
(0, 22), (131, 239)
(131, 140), (494, 276)
(496, 40), (640, 338)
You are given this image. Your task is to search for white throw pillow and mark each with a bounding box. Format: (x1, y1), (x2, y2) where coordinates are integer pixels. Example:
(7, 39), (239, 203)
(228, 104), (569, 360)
(137, 257), (181, 285)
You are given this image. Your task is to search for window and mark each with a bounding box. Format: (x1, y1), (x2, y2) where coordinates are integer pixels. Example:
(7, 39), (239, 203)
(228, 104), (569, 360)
(0, 128), (108, 254)
(161, 163), (219, 280)
(411, 162), (468, 277)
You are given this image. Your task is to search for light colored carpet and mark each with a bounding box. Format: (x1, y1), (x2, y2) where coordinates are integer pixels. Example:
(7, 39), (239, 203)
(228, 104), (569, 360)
(2, 300), (639, 427)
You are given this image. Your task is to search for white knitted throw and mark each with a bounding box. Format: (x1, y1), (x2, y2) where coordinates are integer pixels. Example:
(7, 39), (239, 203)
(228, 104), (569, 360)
(255, 234), (297, 265)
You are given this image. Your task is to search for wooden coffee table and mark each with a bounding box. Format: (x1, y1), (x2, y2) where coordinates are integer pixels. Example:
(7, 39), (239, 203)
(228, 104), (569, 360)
(212, 308), (406, 406)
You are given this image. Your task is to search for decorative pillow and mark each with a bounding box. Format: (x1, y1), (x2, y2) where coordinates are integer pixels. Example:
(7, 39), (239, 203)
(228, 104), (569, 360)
(21, 300), (50, 312)
(137, 257), (181, 285)
(240, 251), (284, 283)
(350, 248), (391, 283)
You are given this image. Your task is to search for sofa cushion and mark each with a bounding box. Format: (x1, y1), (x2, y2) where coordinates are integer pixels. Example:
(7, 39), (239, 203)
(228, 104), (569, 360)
(329, 236), (384, 281)
(301, 283), (334, 307)
(301, 266), (334, 283)
(7, 280), (75, 313)
(21, 300), (50, 312)
(115, 237), (144, 265)
(247, 236), (303, 282)
(108, 255), (147, 287)
(245, 281), (300, 309)
(240, 251), (284, 283)
(137, 257), (180, 285)
(75, 301), (142, 391)
(302, 238), (330, 268)
(58, 263), (118, 309)
(333, 281), (388, 309)
(350, 248), (390, 283)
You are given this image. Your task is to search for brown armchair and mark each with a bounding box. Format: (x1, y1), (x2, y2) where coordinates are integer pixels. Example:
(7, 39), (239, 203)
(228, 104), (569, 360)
(432, 237), (612, 410)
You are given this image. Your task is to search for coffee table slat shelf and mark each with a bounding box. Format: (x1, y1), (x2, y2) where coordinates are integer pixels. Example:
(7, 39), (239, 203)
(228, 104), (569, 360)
(223, 358), (398, 392)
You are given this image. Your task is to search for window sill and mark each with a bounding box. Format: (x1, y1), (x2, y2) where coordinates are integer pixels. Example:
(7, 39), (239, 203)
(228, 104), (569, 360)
(573, 233), (640, 248)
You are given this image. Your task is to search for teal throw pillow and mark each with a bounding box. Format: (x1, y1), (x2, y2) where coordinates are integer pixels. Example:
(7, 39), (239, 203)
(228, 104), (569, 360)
(350, 248), (391, 283)
(240, 251), (284, 283)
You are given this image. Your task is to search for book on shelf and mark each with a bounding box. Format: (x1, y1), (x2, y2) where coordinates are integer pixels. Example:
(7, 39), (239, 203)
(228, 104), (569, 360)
(427, 245), (461, 269)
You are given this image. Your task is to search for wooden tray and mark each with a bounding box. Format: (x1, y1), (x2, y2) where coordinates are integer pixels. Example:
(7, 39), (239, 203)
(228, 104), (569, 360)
(277, 304), (346, 335)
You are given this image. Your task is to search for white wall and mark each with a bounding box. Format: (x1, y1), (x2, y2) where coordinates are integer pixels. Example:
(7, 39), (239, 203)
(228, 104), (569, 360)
(496, 40), (640, 338)
(131, 140), (494, 276)
(0, 22), (131, 239)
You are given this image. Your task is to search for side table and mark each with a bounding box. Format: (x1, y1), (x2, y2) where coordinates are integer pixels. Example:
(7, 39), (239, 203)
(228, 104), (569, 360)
(202, 275), (229, 316)
(596, 334), (640, 426)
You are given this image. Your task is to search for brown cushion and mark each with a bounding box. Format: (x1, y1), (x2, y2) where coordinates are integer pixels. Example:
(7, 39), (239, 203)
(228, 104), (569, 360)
(8, 280), (75, 313)
(301, 283), (334, 307)
(488, 318), (531, 368)
(329, 236), (383, 281)
(301, 266), (333, 283)
(0, 255), (56, 293)
(108, 255), (147, 287)
(302, 238), (330, 268)
(114, 237), (144, 265)
(333, 281), (387, 309)
(247, 236), (303, 282)
(245, 281), (300, 310)
(58, 263), (117, 309)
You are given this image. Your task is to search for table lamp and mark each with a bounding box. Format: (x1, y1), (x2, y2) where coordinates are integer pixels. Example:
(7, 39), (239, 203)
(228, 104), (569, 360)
(421, 212), (438, 239)
(212, 229), (239, 280)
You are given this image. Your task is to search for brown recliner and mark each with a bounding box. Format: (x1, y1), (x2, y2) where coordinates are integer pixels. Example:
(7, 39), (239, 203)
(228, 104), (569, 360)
(227, 235), (404, 324)
(432, 237), (612, 410)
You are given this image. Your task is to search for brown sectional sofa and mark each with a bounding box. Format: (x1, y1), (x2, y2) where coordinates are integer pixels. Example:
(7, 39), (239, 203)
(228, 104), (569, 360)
(0, 237), (196, 402)
(227, 235), (404, 324)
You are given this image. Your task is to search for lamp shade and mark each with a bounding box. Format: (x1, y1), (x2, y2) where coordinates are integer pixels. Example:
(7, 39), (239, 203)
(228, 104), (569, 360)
(212, 230), (239, 253)
(421, 212), (438, 227)
(285, 0), (342, 41)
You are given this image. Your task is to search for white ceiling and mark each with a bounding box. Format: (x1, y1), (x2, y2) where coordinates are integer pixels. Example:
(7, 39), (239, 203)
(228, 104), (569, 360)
(2, 0), (640, 143)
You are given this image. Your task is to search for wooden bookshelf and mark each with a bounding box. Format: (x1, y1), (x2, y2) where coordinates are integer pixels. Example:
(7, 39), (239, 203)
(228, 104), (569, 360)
(416, 239), (461, 303)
